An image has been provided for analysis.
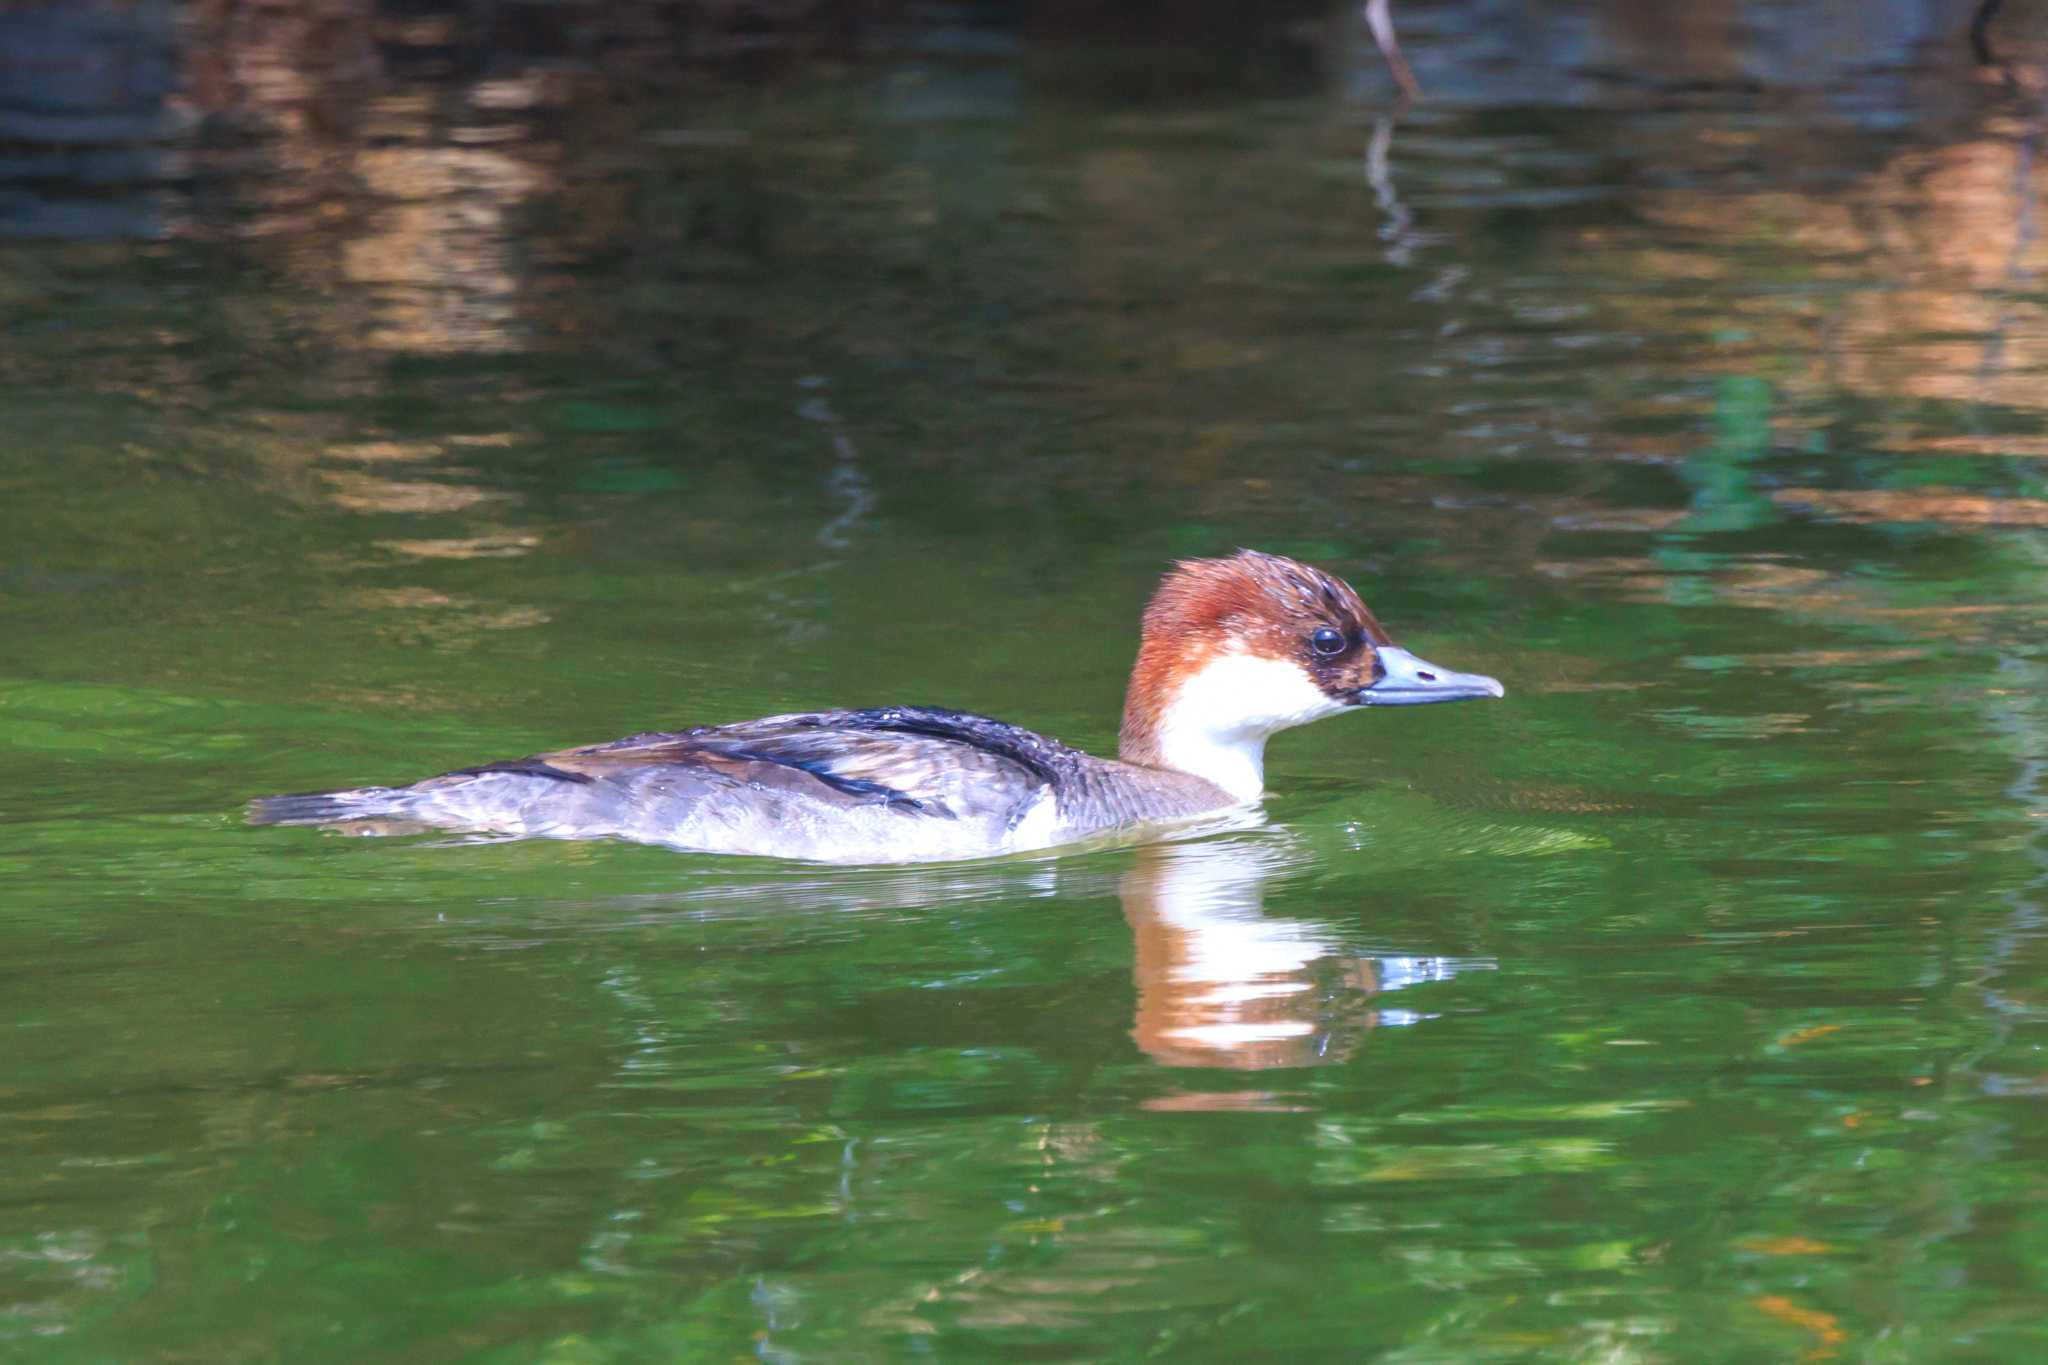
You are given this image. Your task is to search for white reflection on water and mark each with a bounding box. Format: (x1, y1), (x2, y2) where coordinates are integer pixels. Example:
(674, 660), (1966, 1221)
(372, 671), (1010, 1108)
(1121, 836), (1492, 1075)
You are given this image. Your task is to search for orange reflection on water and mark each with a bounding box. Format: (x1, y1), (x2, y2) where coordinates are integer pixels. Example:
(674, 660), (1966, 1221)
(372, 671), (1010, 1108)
(377, 534), (540, 560)
(319, 467), (510, 514)
(1654, 125), (2048, 414)
(1752, 1294), (1847, 1361)
(340, 143), (547, 353)
(1774, 487), (2048, 528)
(323, 439), (447, 463)
(182, 6), (563, 357)
(339, 585), (552, 649)
(1120, 840), (1486, 1077)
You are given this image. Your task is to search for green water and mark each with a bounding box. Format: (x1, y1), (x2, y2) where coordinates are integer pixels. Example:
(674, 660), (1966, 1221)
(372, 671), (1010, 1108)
(8, 9), (2048, 1361)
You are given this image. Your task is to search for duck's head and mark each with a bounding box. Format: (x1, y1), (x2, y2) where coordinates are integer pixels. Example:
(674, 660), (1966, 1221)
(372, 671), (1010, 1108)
(1118, 549), (1503, 801)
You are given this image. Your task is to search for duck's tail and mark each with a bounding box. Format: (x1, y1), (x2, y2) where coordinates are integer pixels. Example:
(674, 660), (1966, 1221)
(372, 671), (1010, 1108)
(246, 786), (410, 827)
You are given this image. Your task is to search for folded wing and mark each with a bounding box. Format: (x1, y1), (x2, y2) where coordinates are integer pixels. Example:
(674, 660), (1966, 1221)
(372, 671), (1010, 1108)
(530, 706), (1074, 827)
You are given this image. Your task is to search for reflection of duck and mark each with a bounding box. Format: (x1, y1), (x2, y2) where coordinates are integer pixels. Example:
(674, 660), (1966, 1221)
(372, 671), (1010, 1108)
(252, 551), (1502, 862)
(1123, 838), (1489, 1071)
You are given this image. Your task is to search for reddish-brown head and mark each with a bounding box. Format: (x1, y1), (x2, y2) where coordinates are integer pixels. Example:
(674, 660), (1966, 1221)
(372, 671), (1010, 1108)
(1117, 550), (1501, 799)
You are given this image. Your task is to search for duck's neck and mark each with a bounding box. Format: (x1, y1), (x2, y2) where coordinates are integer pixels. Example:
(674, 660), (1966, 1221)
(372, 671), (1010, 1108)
(1147, 726), (1268, 804)
(1119, 652), (1345, 804)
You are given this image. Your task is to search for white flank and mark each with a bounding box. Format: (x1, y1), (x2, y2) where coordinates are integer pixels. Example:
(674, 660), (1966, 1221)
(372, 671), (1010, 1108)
(1006, 786), (1061, 851)
(1151, 651), (1347, 802)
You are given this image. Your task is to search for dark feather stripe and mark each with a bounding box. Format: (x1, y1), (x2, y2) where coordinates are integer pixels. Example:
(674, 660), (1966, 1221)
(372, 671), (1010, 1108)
(813, 706), (1079, 788)
(552, 724), (961, 813)
(443, 757), (595, 785)
(720, 745), (940, 813)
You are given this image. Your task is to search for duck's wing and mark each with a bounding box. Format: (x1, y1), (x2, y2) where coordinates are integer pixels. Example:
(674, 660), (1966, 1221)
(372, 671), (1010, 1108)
(525, 706), (1082, 823)
(250, 707), (1091, 856)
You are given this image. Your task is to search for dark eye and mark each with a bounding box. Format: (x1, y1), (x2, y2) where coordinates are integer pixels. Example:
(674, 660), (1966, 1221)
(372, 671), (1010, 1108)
(1310, 627), (1347, 657)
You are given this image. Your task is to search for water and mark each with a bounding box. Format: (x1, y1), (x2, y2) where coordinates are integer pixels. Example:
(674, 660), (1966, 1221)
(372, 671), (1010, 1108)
(6, 2), (2048, 1359)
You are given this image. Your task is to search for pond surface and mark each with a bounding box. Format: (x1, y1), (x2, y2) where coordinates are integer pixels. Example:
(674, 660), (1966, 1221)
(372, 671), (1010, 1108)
(6, 2), (2048, 1359)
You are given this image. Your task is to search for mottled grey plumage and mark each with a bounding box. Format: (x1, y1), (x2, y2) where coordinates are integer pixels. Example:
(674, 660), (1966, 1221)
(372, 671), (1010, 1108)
(250, 706), (1232, 863)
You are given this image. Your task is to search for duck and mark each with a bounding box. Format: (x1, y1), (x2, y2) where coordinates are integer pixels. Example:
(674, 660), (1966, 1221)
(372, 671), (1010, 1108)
(248, 550), (1504, 863)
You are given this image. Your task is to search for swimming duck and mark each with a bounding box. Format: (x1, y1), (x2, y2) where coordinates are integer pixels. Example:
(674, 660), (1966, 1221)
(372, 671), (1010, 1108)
(249, 550), (1503, 862)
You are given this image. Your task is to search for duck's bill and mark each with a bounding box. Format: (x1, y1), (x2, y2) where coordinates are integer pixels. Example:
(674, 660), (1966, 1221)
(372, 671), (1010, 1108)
(1353, 645), (1506, 706)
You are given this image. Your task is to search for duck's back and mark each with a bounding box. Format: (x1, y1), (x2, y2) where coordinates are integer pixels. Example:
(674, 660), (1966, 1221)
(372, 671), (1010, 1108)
(252, 707), (1129, 863)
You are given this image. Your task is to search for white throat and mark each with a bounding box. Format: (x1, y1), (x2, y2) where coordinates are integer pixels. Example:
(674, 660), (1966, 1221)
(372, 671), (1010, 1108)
(1150, 652), (1349, 803)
